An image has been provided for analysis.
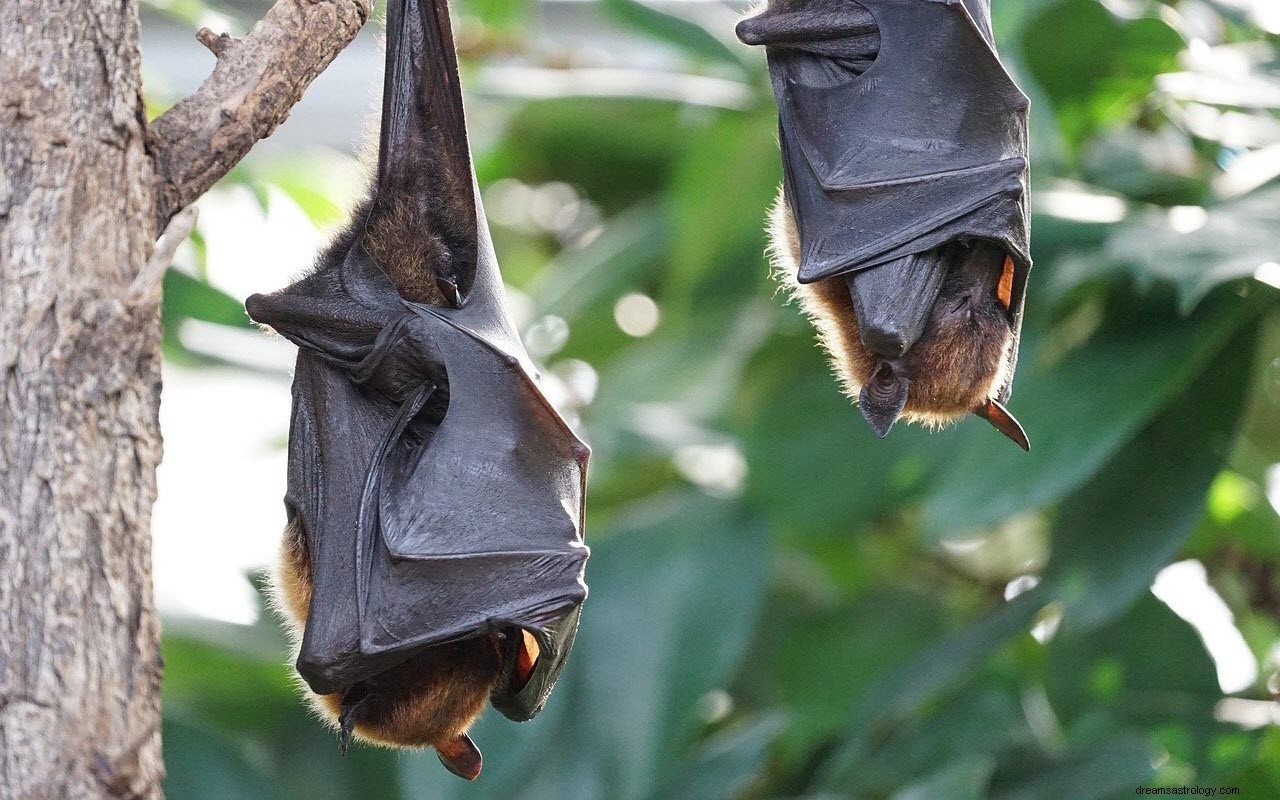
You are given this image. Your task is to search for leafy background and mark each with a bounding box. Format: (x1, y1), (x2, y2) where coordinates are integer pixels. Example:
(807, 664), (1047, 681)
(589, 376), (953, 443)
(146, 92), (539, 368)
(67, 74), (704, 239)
(141, 0), (1280, 797)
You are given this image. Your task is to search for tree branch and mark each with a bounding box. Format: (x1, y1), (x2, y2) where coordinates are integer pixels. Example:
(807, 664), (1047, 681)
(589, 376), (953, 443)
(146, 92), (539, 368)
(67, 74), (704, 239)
(148, 0), (373, 228)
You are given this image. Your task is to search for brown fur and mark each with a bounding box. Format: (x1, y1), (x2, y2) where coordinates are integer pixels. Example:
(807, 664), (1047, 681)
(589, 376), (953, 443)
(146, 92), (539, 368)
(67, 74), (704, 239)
(271, 516), (500, 751)
(364, 195), (450, 305)
(767, 190), (1013, 426)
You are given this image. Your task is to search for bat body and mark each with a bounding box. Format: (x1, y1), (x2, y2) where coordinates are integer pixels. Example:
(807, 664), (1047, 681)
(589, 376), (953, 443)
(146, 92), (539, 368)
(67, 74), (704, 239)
(740, 0), (1032, 449)
(246, 0), (589, 779)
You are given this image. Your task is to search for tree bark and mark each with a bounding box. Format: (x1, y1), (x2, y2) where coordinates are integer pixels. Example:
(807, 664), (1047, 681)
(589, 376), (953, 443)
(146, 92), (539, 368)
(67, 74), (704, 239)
(0, 1), (368, 796)
(0, 0), (165, 795)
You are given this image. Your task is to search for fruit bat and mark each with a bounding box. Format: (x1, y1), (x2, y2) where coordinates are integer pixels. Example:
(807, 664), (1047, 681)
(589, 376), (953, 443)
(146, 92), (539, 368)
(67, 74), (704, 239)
(244, 0), (589, 779)
(737, 0), (1032, 449)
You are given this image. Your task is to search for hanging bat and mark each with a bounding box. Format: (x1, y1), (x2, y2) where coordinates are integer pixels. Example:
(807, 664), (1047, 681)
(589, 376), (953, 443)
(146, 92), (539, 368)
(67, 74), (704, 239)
(738, 0), (1032, 449)
(244, 0), (589, 780)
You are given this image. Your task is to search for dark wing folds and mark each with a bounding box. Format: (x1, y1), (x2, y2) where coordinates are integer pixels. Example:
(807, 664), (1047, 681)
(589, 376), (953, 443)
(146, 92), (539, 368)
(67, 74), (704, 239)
(243, 0), (589, 719)
(739, 0), (1032, 401)
(247, 244), (589, 710)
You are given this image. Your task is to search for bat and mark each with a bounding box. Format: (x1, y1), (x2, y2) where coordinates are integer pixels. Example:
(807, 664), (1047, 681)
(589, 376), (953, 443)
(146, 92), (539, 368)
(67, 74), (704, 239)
(738, 0), (1032, 449)
(244, 0), (589, 780)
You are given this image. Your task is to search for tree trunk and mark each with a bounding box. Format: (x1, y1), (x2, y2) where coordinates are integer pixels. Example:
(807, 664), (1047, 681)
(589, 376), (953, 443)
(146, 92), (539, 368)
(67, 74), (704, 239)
(0, 0), (165, 796)
(0, 0), (367, 792)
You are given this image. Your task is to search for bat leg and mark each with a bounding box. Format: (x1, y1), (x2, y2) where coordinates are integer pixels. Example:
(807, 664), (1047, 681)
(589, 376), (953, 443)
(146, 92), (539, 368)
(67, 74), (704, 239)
(436, 733), (483, 781)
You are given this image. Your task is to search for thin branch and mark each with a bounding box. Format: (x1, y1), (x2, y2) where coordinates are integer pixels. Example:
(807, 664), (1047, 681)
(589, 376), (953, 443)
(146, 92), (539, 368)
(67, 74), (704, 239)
(195, 27), (237, 58)
(148, 0), (373, 228)
(129, 205), (198, 302)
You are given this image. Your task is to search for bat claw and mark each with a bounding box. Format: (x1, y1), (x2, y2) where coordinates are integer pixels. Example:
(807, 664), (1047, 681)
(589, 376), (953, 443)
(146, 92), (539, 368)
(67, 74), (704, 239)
(338, 720), (353, 756)
(337, 683), (369, 755)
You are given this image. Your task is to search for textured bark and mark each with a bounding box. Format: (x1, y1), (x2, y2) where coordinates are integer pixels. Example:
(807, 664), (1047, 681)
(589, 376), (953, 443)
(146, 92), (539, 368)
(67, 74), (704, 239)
(0, 0), (165, 795)
(150, 0), (373, 227)
(0, 0), (368, 796)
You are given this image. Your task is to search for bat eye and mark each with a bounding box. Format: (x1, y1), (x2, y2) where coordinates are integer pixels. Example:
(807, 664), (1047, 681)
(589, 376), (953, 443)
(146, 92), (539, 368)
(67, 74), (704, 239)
(997, 255), (1015, 311)
(511, 629), (541, 692)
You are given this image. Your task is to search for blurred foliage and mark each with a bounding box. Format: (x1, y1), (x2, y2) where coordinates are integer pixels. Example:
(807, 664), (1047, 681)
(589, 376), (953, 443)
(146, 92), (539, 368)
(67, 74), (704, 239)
(146, 0), (1280, 797)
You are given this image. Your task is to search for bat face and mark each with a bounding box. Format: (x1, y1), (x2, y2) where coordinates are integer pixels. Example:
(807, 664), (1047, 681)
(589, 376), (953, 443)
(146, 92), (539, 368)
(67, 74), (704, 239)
(743, 0), (1033, 450)
(771, 198), (1027, 448)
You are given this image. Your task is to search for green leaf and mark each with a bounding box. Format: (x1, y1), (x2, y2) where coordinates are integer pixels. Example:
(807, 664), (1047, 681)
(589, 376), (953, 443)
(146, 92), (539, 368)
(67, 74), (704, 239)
(741, 332), (949, 534)
(759, 588), (950, 760)
(1039, 319), (1259, 632)
(992, 734), (1156, 800)
(530, 203), (667, 323)
(1020, 0), (1183, 148)
(1045, 594), (1219, 726)
(499, 97), (692, 212)
(663, 113), (780, 319)
(601, 0), (745, 69)
(1077, 128), (1209, 206)
(398, 492), (769, 800)
(459, 0), (531, 30)
(163, 715), (288, 800)
(1051, 188), (1280, 312)
(892, 755), (996, 800)
(162, 269), (254, 332)
(922, 292), (1261, 537)
(816, 591), (1046, 789)
(668, 716), (786, 800)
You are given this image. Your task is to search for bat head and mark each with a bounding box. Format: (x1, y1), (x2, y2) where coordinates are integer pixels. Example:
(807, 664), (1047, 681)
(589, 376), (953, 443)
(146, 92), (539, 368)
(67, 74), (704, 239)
(770, 195), (1028, 449)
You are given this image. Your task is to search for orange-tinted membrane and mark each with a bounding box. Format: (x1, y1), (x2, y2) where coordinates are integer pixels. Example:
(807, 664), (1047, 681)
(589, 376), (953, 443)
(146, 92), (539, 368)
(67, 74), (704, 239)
(513, 629), (541, 691)
(997, 255), (1015, 311)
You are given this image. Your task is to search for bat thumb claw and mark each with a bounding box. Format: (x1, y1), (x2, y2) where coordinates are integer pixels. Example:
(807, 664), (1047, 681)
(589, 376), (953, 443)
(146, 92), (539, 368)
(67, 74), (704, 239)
(436, 276), (461, 307)
(436, 734), (483, 781)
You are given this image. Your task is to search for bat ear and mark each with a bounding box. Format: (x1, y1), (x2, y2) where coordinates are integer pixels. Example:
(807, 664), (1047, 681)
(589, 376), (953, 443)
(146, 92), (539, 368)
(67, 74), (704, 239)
(858, 363), (909, 438)
(436, 733), (483, 781)
(974, 398), (1030, 451)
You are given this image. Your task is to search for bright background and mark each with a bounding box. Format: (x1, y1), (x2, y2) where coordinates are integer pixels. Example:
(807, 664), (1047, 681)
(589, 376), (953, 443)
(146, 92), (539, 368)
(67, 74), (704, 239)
(140, 0), (1280, 797)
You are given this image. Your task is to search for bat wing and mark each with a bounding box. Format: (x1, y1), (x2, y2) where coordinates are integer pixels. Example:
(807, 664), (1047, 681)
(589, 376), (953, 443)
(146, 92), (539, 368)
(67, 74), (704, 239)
(248, 241), (589, 716)
(246, 0), (589, 721)
(741, 0), (1032, 400)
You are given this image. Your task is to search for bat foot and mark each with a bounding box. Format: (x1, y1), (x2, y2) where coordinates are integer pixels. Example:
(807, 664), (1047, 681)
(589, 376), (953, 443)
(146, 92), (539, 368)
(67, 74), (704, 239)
(436, 733), (483, 781)
(974, 398), (1030, 451)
